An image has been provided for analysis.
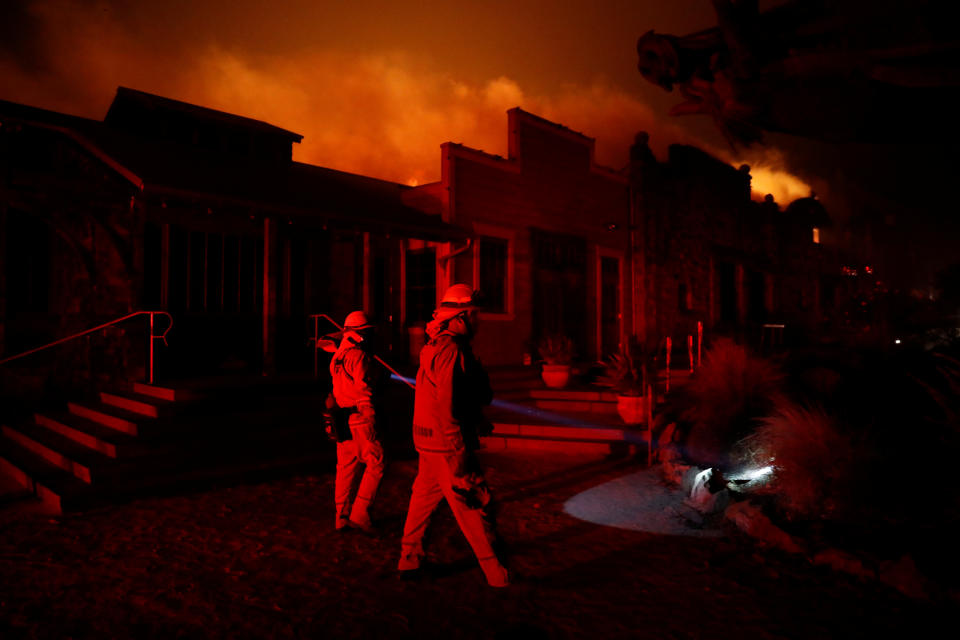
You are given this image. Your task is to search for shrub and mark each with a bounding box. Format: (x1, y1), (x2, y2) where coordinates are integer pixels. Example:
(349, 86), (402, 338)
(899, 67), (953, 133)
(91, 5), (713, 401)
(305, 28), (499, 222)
(735, 400), (859, 521)
(680, 338), (784, 469)
(597, 337), (655, 396)
(537, 334), (574, 365)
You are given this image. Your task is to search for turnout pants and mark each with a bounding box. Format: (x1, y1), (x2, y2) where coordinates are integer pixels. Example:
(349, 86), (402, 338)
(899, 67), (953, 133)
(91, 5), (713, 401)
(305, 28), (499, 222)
(335, 415), (385, 528)
(398, 451), (507, 586)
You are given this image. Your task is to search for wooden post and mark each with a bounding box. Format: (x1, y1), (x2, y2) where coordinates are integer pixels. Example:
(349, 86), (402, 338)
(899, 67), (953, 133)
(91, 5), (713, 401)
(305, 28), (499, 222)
(646, 383), (654, 467)
(148, 312), (154, 384)
(313, 315), (319, 378)
(262, 216), (278, 376)
(665, 337), (672, 393)
(0, 202), (6, 358)
(697, 321), (703, 368)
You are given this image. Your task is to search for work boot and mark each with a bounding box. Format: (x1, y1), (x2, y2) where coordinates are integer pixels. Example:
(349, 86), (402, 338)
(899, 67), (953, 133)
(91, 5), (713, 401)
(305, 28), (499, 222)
(335, 517), (351, 533)
(480, 558), (510, 588)
(348, 518), (379, 536)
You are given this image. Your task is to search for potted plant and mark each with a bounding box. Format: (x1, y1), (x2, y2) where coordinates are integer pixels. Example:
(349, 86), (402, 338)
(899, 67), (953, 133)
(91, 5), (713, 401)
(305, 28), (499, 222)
(537, 334), (574, 388)
(598, 339), (649, 425)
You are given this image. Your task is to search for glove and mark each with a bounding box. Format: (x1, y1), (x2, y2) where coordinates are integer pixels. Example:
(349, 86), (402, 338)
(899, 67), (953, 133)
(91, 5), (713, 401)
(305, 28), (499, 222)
(322, 411), (338, 442)
(476, 417), (494, 438)
(452, 485), (484, 510)
(322, 393), (339, 442)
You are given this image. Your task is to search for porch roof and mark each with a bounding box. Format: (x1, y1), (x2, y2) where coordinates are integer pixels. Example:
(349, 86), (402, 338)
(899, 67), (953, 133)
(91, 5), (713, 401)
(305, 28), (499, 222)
(87, 121), (466, 241)
(0, 98), (467, 242)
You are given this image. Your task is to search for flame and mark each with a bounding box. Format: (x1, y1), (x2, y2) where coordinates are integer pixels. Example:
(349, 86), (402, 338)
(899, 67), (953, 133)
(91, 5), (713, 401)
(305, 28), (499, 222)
(730, 148), (813, 206)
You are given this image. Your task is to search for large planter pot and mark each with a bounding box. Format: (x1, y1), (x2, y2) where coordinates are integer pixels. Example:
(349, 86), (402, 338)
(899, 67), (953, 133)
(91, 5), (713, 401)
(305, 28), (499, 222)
(541, 364), (571, 389)
(616, 394), (646, 426)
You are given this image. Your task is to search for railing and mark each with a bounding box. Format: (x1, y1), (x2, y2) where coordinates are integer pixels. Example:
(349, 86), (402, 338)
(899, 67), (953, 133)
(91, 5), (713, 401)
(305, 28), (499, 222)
(308, 313), (415, 390)
(0, 311), (173, 385)
(308, 314), (342, 378)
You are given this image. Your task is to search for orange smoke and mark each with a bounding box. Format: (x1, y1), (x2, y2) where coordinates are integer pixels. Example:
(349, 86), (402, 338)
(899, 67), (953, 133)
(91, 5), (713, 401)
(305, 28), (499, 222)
(1, 0), (812, 204)
(186, 49), (705, 185)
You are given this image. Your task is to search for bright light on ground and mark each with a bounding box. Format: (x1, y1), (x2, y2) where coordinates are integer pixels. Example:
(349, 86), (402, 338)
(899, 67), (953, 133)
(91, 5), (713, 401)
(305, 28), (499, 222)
(730, 466), (774, 482)
(563, 469), (723, 537)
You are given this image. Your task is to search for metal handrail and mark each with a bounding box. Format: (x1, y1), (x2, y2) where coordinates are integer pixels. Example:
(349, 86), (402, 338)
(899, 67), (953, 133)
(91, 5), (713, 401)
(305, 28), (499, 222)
(308, 313), (415, 390)
(0, 311), (173, 384)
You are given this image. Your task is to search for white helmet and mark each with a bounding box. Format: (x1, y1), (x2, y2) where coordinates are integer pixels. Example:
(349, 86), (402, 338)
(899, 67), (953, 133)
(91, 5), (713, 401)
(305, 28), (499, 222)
(343, 310), (374, 331)
(439, 284), (480, 310)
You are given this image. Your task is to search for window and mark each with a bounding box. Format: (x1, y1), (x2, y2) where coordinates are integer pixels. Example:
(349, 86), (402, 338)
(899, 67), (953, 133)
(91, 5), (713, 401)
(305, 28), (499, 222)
(477, 236), (508, 313)
(812, 227), (820, 244)
(168, 225), (261, 313)
(5, 211), (49, 313)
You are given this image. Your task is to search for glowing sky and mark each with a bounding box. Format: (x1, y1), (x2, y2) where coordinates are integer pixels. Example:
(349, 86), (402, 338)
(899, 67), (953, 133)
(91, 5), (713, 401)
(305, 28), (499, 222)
(0, 0), (814, 201)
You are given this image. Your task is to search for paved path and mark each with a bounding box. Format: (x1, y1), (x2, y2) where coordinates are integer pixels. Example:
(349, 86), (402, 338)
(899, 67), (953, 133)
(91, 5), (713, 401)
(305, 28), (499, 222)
(0, 450), (948, 639)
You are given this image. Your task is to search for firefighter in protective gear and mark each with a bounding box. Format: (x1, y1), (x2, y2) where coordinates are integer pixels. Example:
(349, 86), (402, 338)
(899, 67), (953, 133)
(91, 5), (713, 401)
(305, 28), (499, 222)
(398, 284), (509, 587)
(329, 311), (385, 533)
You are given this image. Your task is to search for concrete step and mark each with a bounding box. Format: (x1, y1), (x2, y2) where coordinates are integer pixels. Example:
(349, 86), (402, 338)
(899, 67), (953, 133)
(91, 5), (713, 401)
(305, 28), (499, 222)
(0, 471), (33, 506)
(482, 401), (649, 458)
(99, 390), (174, 418)
(66, 402), (143, 437)
(528, 388), (619, 402)
(131, 381), (193, 402)
(488, 367), (543, 392)
(0, 436), (95, 514)
(487, 366), (541, 380)
(34, 412), (145, 458)
(480, 434), (642, 456)
(492, 389), (539, 401)
(0, 423), (113, 483)
(532, 399), (617, 414)
(489, 421), (645, 443)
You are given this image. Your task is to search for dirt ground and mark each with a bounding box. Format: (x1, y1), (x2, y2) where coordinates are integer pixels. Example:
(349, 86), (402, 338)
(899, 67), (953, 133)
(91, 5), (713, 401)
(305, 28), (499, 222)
(0, 449), (951, 639)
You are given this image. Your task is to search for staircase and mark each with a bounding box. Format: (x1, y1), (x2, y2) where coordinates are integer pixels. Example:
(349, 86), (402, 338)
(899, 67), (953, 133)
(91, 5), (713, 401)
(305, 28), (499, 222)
(482, 367), (650, 458)
(0, 377), (333, 514)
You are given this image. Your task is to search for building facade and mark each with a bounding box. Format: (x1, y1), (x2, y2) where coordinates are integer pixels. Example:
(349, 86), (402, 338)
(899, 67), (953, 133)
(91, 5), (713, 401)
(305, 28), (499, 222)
(1, 88), (834, 400)
(0, 88), (463, 398)
(405, 109), (634, 366)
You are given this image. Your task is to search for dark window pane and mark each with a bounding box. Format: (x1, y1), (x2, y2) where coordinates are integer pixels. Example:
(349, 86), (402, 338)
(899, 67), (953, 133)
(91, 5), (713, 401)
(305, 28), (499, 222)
(5, 211), (49, 313)
(168, 225), (188, 312)
(405, 249), (435, 324)
(207, 232), (223, 312)
(143, 222), (161, 308)
(478, 236), (508, 313)
(239, 236), (256, 312)
(188, 231), (206, 311)
(223, 234), (239, 313)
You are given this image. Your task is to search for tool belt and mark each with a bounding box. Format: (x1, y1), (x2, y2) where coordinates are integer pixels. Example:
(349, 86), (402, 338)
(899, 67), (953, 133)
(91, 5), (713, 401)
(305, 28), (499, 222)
(322, 394), (357, 443)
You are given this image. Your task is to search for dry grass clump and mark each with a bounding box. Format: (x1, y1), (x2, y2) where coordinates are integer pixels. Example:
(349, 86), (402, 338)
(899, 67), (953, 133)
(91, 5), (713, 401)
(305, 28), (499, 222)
(736, 400), (859, 520)
(680, 338), (785, 468)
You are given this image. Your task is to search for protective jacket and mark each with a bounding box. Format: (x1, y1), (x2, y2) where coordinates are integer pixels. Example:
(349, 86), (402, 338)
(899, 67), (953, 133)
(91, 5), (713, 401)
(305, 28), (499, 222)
(329, 332), (384, 530)
(412, 313), (492, 454)
(330, 337), (377, 421)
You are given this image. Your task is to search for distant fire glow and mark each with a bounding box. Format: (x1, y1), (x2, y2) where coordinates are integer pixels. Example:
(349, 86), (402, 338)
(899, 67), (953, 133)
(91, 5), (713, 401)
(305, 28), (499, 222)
(731, 147), (813, 206)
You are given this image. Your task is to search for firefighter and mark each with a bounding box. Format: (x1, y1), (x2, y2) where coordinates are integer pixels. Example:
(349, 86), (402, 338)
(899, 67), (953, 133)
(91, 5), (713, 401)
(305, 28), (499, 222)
(398, 284), (509, 587)
(329, 310), (385, 534)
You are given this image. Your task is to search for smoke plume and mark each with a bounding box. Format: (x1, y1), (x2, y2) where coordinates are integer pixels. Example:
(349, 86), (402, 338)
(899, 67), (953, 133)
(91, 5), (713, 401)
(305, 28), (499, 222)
(1, 0), (811, 203)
